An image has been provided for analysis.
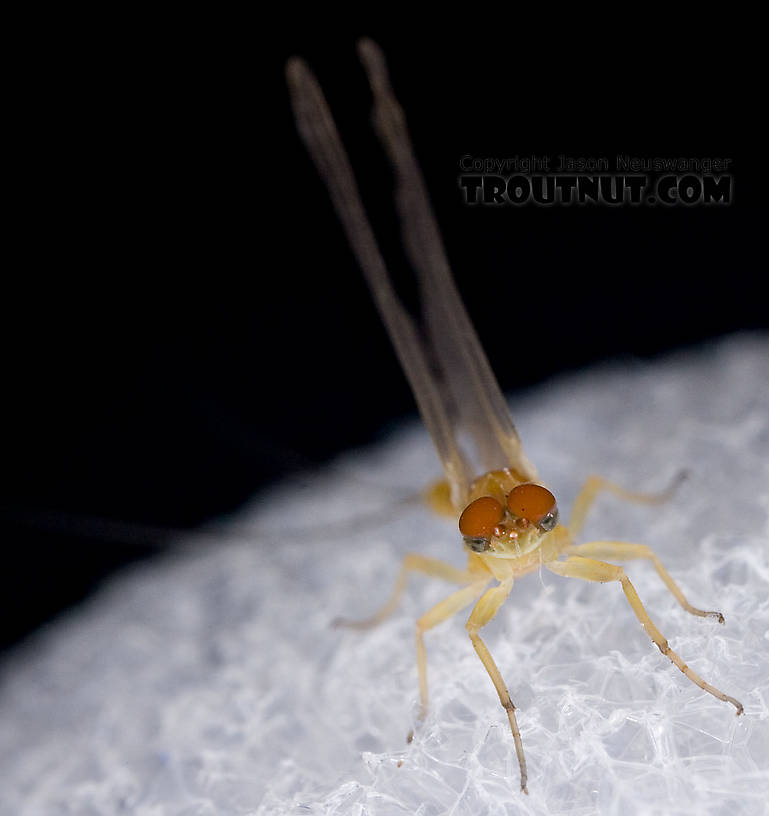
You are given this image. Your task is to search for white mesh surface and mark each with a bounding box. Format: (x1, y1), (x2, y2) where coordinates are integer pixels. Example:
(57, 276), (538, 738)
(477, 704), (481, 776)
(1, 334), (768, 816)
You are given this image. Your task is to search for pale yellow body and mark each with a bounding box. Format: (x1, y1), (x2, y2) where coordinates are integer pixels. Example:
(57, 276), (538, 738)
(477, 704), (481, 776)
(288, 39), (743, 795)
(338, 472), (742, 794)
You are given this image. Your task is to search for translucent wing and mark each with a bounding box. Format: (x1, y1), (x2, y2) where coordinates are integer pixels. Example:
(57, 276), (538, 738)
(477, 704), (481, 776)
(287, 56), (472, 509)
(356, 39), (538, 482)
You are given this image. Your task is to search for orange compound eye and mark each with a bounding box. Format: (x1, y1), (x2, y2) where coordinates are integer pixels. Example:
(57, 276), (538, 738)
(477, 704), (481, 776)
(507, 484), (558, 530)
(459, 496), (504, 539)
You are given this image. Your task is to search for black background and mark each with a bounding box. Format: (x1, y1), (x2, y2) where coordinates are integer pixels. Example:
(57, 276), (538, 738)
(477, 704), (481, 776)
(1, 21), (763, 656)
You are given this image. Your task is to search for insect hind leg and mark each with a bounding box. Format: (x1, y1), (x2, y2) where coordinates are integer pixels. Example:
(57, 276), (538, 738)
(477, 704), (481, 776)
(568, 471), (686, 538)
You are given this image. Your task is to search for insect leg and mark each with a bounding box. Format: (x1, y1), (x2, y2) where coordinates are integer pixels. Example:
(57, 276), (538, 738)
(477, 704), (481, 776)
(465, 580), (529, 794)
(547, 555), (743, 714)
(415, 581), (490, 724)
(565, 540), (724, 622)
(333, 554), (478, 630)
(569, 471), (686, 537)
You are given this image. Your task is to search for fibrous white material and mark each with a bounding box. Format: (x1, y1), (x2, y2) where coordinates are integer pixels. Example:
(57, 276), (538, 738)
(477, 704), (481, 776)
(1, 334), (768, 816)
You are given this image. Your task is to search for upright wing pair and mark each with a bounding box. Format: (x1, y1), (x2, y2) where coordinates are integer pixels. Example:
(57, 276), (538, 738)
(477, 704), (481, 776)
(287, 39), (537, 513)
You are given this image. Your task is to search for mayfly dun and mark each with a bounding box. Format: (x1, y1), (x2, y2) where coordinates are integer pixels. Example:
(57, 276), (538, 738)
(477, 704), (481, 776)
(286, 39), (743, 794)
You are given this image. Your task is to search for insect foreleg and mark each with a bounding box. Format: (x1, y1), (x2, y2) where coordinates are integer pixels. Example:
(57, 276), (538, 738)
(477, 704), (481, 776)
(464, 579), (529, 794)
(414, 580), (490, 725)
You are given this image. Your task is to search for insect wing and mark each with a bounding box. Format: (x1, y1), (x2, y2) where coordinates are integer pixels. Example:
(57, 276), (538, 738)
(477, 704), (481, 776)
(356, 40), (538, 482)
(287, 56), (472, 508)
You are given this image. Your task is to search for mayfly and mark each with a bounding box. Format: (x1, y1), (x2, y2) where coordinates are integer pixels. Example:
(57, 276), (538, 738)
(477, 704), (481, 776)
(286, 39), (743, 794)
